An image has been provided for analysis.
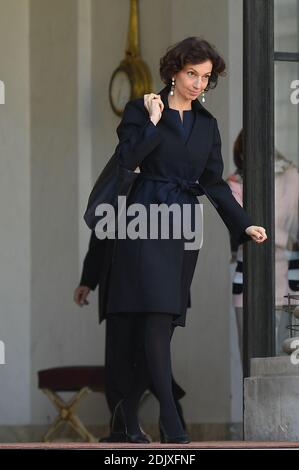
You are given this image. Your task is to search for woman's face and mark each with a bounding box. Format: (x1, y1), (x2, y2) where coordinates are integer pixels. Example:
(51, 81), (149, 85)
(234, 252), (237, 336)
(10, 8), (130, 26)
(173, 60), (213, 100)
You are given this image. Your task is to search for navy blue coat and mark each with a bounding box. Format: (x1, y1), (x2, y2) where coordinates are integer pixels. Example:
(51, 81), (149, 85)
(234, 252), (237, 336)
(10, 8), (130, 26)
(80, 230), (192, 324)
(98, 84), (253, 327)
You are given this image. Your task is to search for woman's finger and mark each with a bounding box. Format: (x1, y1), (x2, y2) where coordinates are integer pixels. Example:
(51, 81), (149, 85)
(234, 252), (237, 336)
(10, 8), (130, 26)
(256, 227), (267, 240)
(250, 229), (261, 238)
(249, 228), (267, 242)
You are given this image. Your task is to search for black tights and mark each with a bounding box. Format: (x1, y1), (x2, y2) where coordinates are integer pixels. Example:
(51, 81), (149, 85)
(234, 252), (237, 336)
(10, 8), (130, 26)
(143, 313), (185, 437)
(107, 312), (185, 438)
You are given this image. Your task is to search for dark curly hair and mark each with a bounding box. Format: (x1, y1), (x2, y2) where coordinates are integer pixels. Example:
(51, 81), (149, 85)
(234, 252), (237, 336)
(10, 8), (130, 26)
(159, 36), (226, 92)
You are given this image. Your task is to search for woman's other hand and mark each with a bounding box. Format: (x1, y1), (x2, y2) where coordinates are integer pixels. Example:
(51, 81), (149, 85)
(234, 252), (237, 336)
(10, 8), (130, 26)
(144, 93), (164, 125)
(74, 285), (90, 306)
(245, 225), (268, 243)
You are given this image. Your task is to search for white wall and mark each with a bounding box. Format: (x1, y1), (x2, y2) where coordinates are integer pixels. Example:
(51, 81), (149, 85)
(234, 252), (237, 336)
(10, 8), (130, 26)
(0, 0), (31, 424)
(29, 0), (108, 425)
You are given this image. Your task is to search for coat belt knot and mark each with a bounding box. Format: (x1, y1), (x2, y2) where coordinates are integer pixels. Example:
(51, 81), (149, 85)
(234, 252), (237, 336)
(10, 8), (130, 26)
(138, 172), (219, 209)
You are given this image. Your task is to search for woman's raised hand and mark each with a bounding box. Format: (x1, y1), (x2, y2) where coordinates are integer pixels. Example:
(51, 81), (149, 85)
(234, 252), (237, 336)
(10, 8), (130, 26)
(144, 93), (164, 125)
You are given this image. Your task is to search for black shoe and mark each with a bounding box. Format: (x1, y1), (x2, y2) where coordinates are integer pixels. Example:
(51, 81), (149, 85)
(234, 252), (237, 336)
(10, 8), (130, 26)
(125, 432), (151, 444)
(159, 420), (190, 444)
(110, 400), (151, 444)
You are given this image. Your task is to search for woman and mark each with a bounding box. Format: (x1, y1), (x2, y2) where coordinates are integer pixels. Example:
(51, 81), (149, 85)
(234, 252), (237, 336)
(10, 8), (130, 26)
(105, 37), (267, 444)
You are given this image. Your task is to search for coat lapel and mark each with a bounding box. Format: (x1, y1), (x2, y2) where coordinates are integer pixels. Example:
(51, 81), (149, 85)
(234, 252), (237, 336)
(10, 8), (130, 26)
(157, 86), (186, 140)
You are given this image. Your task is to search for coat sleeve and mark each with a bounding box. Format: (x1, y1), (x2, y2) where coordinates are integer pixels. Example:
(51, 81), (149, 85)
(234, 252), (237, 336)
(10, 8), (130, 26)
(198, 118), (254, 246)
(79, 231), (103, 290)
(115, 99), (162, 171)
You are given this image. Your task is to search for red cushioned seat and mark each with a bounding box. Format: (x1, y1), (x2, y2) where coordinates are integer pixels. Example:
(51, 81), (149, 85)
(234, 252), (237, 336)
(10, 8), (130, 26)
(38, 366), (105, 392)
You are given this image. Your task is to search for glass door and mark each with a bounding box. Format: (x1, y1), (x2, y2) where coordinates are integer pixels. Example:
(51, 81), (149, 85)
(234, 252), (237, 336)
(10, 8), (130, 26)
(274, 0), (299, 355)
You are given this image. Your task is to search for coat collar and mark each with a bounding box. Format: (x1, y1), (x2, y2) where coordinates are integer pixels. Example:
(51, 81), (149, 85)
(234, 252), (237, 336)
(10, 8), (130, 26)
(155, 85), (213, 153)
(157, 85), (213, 119)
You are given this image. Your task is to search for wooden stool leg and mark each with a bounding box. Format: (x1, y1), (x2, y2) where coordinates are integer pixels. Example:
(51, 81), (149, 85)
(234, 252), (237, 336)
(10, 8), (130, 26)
(43, 414), (64, 442)
(42, 387), (97, 442)
(43, 388), (68, 410)
(68, 411), (97, 443)
(42, 389), (66, 442)
(67, 387), (97, 442)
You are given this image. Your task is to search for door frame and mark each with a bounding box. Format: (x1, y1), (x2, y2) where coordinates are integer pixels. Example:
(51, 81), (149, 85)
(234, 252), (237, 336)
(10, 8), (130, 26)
(243, 0), (276, 378)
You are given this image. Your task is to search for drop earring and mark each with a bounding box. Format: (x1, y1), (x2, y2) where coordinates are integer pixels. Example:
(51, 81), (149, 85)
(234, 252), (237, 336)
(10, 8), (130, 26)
(201, 91), (206, 103)
(170, 77), (175, 96)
